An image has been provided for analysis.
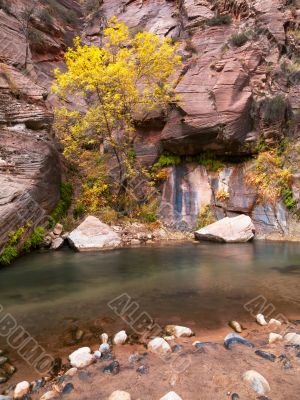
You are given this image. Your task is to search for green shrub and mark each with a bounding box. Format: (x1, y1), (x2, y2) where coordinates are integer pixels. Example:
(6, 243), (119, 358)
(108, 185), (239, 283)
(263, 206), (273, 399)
(206, 15), (231, 26)
(154, 153), (181, 168)
(196, 152), (224, 172)
(73, 202), (86, 220)
(0, 246), (18, 266)
(263, 95), (286, 124)
(28, 27), (44, 44)
(196, 205), (215, 229)
(137, 200), (158, 223)
(50, 182), (73, 226)
(282, 188), (297, 210)
(230, 32), (248, 47)
(23, 227), (46, 252)
(39, 8), (53, 25)
(0, 226), (25, 266)
(83, 0), (102, 14)
(43, 0), (78, 23)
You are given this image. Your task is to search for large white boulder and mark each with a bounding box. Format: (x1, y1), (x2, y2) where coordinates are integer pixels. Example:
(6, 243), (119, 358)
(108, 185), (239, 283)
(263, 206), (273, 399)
(68, 216), (122, 251)
(195, 214), (255, 243)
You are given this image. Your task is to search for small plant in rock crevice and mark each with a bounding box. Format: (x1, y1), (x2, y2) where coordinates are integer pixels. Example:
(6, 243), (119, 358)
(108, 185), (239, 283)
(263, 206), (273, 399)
(230, 32), (248, 47)
(196, 204), (215, 229)
(205, 15), (231, 27)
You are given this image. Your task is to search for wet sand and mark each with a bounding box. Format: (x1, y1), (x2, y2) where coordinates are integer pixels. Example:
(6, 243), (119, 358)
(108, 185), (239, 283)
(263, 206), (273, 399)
(2, 319), (300, 399)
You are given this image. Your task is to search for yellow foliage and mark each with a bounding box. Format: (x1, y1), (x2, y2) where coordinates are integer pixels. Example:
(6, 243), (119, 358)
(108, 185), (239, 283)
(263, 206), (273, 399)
(245, 150), (292, 203)
(52, 17), (181, 163)
(52, 17), (181, 214)
(215, 189), (229, 202)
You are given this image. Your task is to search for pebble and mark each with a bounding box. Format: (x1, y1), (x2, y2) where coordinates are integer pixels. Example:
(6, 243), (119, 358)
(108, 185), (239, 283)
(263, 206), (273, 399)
(279, 354), (293, 369)
(159, 392), (183, 400)
(172, 344), (184, 353)
(0, 372), (7, 384)
(62, 383), (74, 395)
(231, 394), (239, 400)
(50, 237), (64, 250)
(256, 314), (268, 326)
(193, 341), (217, 350)
(224, 333), (254, 350)
(165, 325), (193, 338)
(290, 319), (300, 326)
(148, 338), (171, 354)
(14, 381), (30, 399)
(3, 363), (16, 376)
(284, 332), (300, 345)
(108, 391), (131, 400)
(101, 333), (109, 343)
(93, 350), (101, 359)
(53, 223), (63, 235)
(64, 368), (77, 377)
(113, 330), (127, 345)
(136, 365), (148, 374)
(69, 347), (95, 369)
(31, 378), (46, 392)
(99, 343), (110, 353)
(103, 360), (120, 375)
(242, 370), (270, 395)
(255, 350), (276, 362)
(40, 390), (60, 400)
(268, 318), (281, 326)
(269, 332), (283, 344)
(228, 321), (242, 333)
(0, 357), (8, 366)
(128, 352), (148, 363)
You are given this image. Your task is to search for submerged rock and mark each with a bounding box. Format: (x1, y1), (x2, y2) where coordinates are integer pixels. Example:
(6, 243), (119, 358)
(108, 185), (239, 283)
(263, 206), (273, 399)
(0, 357), (8, 366)
(242, 370), (270, 395)
(256, 314), (268, 326)
(108, 391), (131, 400)
(68, 216), (122, 251)
(69, 347), (95, 369)
(14, 381), (30, 399)
(194, 215), (255, 243)
(231, 394), (239, 400)
(255, 350), (276, 362)
(165, 325), (193, 338)
(148, 338), (172, 354)
(224, 333), (254, 350)
(160, 392), (183, 400)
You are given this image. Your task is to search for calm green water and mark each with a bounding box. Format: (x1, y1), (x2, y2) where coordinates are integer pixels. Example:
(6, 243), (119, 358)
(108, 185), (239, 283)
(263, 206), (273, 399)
(0, 242), (300, 342)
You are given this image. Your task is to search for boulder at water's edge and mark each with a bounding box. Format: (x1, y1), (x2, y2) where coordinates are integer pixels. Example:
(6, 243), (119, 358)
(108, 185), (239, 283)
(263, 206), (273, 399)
(194, 215), (255, 243)
(68, 216), (122, 251)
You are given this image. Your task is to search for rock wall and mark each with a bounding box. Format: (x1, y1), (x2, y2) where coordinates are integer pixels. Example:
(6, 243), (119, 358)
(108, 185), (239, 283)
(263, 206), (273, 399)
(0, 0), (81, 251)
(1, 0), (300, 248)
(159, 162), (297, 239)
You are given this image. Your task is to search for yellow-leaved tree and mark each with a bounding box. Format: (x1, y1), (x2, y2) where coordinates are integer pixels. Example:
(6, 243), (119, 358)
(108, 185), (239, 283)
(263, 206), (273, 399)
(52, 17), (181, 215)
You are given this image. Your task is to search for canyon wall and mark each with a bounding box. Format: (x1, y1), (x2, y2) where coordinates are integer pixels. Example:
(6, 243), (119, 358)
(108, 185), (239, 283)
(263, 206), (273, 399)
(0, 0), (300, 249)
